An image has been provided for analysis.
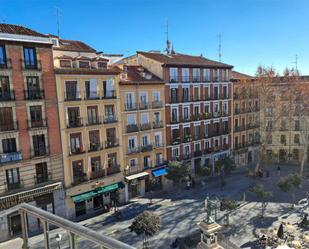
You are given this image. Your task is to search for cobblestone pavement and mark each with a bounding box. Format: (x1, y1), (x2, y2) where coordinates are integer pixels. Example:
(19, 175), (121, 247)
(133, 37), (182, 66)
(1, 164), (309, 249)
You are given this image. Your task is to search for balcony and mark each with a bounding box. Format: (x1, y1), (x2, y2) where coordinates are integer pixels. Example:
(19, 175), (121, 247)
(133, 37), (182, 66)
(182, 116), (191, 122)
(126, 124), (139, 133)
(103, 115), (117, 124)
(171, 117), (180, 124)
(183, 135), (192, 143)
(69, 146), (85, 156)
(171, 155), (180, 161)
(193, 96), (201, 102)
(171, 137), (181, 145)
(140, 122), (152, 131)
(86, 117), (101, 126)
(155, 159), (167, 167)
(222, 111), (229, 117)
(67, 118), (83, 128)
(192, 114), (201, 121)
(143, 161), (152, 170)
(193, 134), (202, 141)
(192, 77), (200, 83)
(24, 90), (44, 100)
(105, 138), (119, 149)
(72, 173), (87, 186)
(127, 147), (140, 154)
(0, 90), (15, 101)
(152, 101), (163, 109)
(154, 142), (164, 148)
(31, 147), (48, 158)
(28, 118), (47, 129)
(65, 91), (81, 101)
(170, 97), (178, 104)
(125, 102), (137, 111)
(153, 121), (163, 129)
(88, 142), (103, 152)
(6, 182), (23, 191)
(34, 172), (52, 185)
(182, 76), (190, 83)
(0, 121), (18, 132)
(107, 165), (121, 175)
(194, 150), (202, 157)
(0, 151), (22, 164)
(0, 58), (12, 69)
(84, 91), (100, 100)
(141, 144), (153, 152)
(139, 102), (149, 110)
(89, 169), (106, 180)
(183, 154), (191, 160)
(182, 96), (190, 103)
(21, 59), (41, 70)
(213, 112), (221, 118)
(201, 113), (212, 120)
(102, 90), (116, 99)
(169, 78), (178, 83)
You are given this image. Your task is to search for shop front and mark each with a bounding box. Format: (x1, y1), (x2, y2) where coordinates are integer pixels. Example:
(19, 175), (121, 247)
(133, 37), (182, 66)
(124, 172), (149, 202)
(71, 182), (125, 218)
(147, 167), (168, 192)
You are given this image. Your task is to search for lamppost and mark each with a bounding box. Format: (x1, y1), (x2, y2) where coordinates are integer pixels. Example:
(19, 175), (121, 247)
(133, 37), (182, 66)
(55, 233), (62, 249)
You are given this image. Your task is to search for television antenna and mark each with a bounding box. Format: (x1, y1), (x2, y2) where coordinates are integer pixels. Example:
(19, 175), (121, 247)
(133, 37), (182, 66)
(218, 32), (222, 62)
(54, 7), (62, 37)
(292, 54), (298, 71)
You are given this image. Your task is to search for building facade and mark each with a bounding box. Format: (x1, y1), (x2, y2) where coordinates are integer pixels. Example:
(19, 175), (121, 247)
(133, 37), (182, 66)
(127, 52), (233, 175)
(231, 71), (260, 166)
(0, 24), (64, 241)
(118, 65), (167, 201)
(51, 37), (125, 219)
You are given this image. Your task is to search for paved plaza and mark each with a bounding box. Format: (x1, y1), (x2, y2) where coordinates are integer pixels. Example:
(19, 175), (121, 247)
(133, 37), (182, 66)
(1, 164), (309, 249)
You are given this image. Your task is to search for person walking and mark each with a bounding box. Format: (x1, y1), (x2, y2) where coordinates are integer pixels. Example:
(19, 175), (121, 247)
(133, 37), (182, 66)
(277, 165), (281, 176)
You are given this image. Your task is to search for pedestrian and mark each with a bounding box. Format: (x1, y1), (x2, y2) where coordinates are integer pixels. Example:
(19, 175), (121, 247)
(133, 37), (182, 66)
(192, 178), (195, 188)
(186, 180), (191, 190)
(277, 165), (281, 176)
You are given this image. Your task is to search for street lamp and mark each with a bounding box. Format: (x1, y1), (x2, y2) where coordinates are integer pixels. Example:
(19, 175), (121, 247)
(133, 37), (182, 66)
(55, 233), (62, 249)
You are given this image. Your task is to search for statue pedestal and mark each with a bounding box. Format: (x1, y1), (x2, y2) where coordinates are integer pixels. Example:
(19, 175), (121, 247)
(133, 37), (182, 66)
(197, 221), (224, 249)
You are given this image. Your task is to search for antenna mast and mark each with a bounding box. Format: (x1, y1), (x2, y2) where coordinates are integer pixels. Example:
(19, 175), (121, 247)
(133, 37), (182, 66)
(294, 54), (298, 71)
(218, 33), (222, 62)
(55, 7), (61, 37)
(165, 20), (171, 54)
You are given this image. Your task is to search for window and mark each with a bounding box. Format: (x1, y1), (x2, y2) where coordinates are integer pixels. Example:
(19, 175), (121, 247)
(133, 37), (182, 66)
(140, 113), (149, 124)
(295, 120), (300, 131)
(32, 134), (46, 156)
(67, 107), (81, 127)
(212, 69), (218, 81)
(85, 79), (98, 99)
(143, 156), (151, 168)
(213, 86), (219, 99)
(127, 114), (136, 125)
(172, 147), (179, 159)
(0, 76), (11, 100)
(192, 68), (200, 82)
(103, 79), (115, 98)
(142, 135), (149, 146)
(6, 168), (20, 189)
(2, 138), (17, 153)
(125, 92), (135, 109)
(203, 69), (210, 82)
(154, 112), (161, 124)
(0, 45), (6, 67)
(184, 145), (190, 156)
(26, 76), (41, 99)
(153, 91), (160, 102)
(194, 143), (201, 152)
(89, 130), (100, 151)
(155, 153), (163, 165)
(35, 162), (48, 184)
(87, 106), (99, 125)
(97, 62), (107, 69)
(222, 102), (228, 115)
(130, 158), (137, 167)
(294, 134), (300, 144)
(171, 107), (178, 122)
(140, 92), (148, 108)
(65, 81), (79, 100)
(79, 61), (90, 68)
(0, 107), (14, 131)
(223, 86), (228, 98)
(105, 105), (114, 116)
(155, 133), (162, 147)
(30, 105), (43, 127)
(70, 133), (82, 153)
(170, 88), (178, 103)
(182, 87), (190, 102)
(205, 124), (209, 137)
(182, 68), (189, 82)
(128, 137), (137, 149)
(60, 60), (71, 68)
(213, 102), (219, 114)
(183, 106), (190, 121)
(169, 68), (178, 82)
(72, 160), (85, 182)
(23, 47), (37, 69)
(280, 135), (286, 145)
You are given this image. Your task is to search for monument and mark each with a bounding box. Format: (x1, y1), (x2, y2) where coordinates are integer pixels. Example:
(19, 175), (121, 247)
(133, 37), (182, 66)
(197, 197), (224, 249)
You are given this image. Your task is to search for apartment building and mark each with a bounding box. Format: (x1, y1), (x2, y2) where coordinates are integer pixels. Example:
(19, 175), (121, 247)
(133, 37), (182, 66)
(0, 24), (64, 241)
(260, 77), (309, 164)
(119, 65), (167, 201)
(125, 51), (233, 174)
(231, 71), (260, 166)
(51, 36), (125, 219)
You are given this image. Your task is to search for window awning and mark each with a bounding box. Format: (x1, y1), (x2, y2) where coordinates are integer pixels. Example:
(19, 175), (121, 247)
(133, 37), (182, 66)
(152, 167), (168, 177)
(72, 182), (124, 203)
(125, 172), (149, 181)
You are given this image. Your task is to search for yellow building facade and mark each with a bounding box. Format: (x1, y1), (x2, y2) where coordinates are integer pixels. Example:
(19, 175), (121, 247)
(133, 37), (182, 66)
(119, 65), (167, 201)
(51, 37), (124, 218)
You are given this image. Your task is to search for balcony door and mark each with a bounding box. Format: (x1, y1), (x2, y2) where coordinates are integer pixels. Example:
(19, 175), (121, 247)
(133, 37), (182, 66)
(68, 107), (80, 127)
(2, 138), (17, 153)
(70, 133), (82, 153)
(106, 128), (116, 144)
(65, 81), (78, 100)
(0, 107), (13, 130)
(30, 105), (43, 127)
(35, 162), (48, 184)
(32, 134), (46, 156)
(0, 76), (10, 99)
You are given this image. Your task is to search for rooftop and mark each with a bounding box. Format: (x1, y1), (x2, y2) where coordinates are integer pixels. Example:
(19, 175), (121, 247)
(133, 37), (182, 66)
(53, 38), (96, 53)
(137, 51), (233, 68)
(120, 65), (164, 84)
(0, 23), (48, 38)
(231, 71), (253, 80)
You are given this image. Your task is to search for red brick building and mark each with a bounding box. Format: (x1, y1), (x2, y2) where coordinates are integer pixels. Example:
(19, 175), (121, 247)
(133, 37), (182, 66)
(130, 51), (233, 174)
(0, 24), (64, 241)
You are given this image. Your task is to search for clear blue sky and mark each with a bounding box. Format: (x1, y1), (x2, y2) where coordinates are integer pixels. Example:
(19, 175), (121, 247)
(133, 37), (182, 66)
(2, 0), (309, 75)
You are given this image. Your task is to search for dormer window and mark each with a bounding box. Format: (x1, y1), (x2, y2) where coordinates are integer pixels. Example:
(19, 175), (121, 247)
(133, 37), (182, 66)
(52, 39), (59, 47)
(60, 59), (72, 68)
(79, 61), (90, 68)
(97, 62), (107, 69)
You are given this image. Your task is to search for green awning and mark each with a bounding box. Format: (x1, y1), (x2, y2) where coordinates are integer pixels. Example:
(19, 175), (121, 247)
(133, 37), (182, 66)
(72, 191), (95, 203)
(71, 182), (124, 203)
